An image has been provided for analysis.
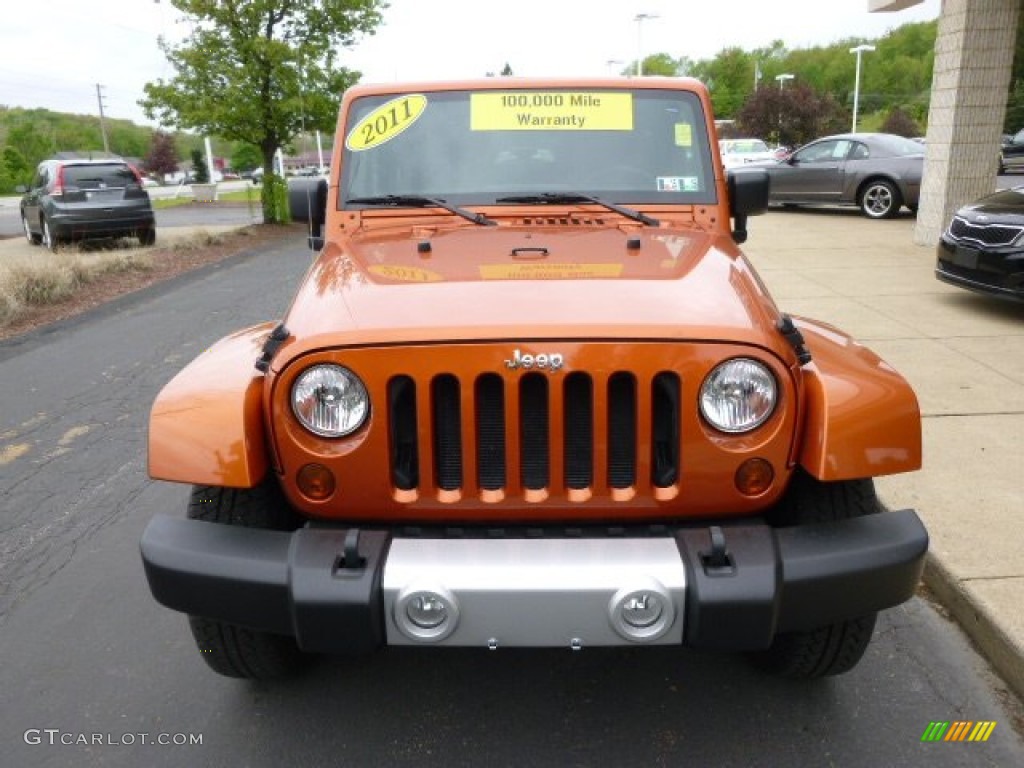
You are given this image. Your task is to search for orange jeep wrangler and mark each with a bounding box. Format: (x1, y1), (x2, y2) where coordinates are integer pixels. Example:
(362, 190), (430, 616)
(141, 78), (927, 680)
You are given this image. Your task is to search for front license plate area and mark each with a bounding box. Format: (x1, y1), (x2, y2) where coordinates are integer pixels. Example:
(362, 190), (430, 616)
(953, 245), (979, 269)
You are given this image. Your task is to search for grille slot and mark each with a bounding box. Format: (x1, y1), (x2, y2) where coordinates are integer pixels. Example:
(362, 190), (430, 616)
(607, 373), (637, 488)
(475, 374), (506, 490)
(949, 215), (1024, 247)
(388, 368), (681, 501)
(651, 372), (681, 487)
(519, 374), (550, 490)
(564, 373), (594, 489)
(431, 375), (462, 491)
(388, 376), (419, 490)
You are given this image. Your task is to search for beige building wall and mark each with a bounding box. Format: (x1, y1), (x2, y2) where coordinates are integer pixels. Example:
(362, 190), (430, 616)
(914, 0), (1020, 244)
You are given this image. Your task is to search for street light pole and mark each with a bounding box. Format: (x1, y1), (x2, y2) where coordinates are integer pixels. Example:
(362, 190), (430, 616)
(634, 13), (659, 76)
(775, 73), (794, 90)
(849, 44), (876, 133)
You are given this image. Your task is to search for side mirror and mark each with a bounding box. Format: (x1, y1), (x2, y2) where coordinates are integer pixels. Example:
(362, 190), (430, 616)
(288, 177), (328, 245)
(727, 168), (770, 244)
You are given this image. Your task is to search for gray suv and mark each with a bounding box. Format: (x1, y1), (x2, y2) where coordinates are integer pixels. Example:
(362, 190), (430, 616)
(20, 159), (156, 251)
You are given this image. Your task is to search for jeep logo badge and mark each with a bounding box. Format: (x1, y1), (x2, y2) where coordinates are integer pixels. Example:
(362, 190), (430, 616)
(504, 348), (565, 373)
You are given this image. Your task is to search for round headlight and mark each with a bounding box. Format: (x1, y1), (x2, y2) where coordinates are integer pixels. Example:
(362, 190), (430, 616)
(291, 364), (369, 437)
(699, 358), (777, 433)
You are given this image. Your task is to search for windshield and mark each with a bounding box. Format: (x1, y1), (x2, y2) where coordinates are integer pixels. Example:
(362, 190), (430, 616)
(873, 134), (926, 157)
(341, 88), (716, 208)
(721, 139), (769, 155)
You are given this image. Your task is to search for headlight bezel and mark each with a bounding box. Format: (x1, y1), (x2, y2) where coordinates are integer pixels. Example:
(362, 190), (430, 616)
(290, 363), (370, 438)
(699, 357), (778, 434)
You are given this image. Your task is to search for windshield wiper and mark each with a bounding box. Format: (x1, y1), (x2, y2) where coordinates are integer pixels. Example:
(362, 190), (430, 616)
(495, 193), (660, 227)
(345, 194), (496, 226)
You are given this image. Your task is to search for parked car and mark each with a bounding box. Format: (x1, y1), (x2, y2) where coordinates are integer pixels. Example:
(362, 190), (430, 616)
(251, 166), (264, 184)
(935, 186), (1024, 301)
(19, 158), (156, 251)
(999, 128), (1024, 173)
(718, 138), (775, 169)
(749, 133), (924, 219)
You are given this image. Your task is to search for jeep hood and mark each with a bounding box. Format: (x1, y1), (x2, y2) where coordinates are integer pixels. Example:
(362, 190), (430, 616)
(278, 222), (787, 362)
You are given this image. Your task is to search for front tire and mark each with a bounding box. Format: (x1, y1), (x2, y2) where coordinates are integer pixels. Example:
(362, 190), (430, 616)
(138, 226), (156, 247)
(859, 179), (901, 219)
(754, 470), (883, 678)
(185, 482), (307, 679)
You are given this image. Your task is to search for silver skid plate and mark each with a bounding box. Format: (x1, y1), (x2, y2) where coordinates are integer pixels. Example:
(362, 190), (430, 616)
(382, 537), (686, 648)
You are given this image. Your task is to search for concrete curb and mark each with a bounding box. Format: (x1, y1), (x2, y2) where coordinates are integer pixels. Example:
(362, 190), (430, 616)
(924, 556), (1024, 701)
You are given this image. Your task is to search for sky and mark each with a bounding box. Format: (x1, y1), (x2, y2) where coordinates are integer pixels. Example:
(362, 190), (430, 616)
(0, 0), (942, 126)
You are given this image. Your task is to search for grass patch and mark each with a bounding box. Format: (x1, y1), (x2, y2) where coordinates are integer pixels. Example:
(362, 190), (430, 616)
(0, 246), (152, 323)
(168, 230), (227, 251)
(151, 187), (259, 209)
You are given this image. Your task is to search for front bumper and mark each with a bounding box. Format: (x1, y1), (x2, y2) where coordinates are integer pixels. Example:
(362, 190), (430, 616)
(936, 239), (1024, 301)
(140, 511), (928, 653)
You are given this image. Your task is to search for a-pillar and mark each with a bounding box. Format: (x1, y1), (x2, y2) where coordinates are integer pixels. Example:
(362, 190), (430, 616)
(915, 0), (1020, 245)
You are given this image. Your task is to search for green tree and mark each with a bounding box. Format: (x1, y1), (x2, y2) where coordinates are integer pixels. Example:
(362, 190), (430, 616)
(622, 53), (686, 77)
(5, 120), (56, 169)
(692, 47), (759, 119)
(231, 143), (263, 173)
(141, 0), (384, 223)
(190, 148), (209, 184)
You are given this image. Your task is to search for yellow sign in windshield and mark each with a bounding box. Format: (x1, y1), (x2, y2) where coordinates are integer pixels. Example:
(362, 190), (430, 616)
(346, 94), (427, 151)
(471, 92), (633, 131)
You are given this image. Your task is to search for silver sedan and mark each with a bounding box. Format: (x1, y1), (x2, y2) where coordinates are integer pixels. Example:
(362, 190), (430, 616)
(752, 133), (924, 219)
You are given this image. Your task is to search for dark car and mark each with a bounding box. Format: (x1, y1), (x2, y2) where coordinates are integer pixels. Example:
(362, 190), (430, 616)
(999, 128), (1024, 173)
(936, 186), (1024, 301)
(751, 133), (924, 219)
(19, 158), (156, 251)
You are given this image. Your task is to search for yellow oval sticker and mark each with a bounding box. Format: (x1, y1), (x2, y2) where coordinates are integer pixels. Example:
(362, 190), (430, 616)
(368, 265), (443, 283)
(345, 95), (427, 152)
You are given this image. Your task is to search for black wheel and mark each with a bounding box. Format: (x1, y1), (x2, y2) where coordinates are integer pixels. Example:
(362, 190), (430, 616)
(22, 214), (41, 245)
(138, 226), (156, 247)
(41, 216), (60, 252)
(185, 481), (307, 679)
(859, 179), (901, 219)
(754, 470), (883, 679)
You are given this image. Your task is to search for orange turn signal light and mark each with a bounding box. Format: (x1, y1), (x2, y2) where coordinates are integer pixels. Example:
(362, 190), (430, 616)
(297, 463), (336, 500)
(735, 458), (774, 497)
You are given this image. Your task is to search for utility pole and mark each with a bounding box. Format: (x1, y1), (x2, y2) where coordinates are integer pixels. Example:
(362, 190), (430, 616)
(95, 83), (110, 154)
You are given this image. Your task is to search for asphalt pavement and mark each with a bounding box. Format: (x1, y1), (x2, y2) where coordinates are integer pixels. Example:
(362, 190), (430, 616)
(0, 211), (1023, 766)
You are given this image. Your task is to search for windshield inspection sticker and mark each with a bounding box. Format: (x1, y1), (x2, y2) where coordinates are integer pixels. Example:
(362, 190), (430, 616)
(346, 95), (427, 151)
(657, 176), (700, 192)
(471, 92), (633, 131)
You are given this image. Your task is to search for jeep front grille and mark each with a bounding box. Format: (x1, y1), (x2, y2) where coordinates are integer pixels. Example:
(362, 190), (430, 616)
(387, 371), (681, 502)
(949, 215), (1024, 247)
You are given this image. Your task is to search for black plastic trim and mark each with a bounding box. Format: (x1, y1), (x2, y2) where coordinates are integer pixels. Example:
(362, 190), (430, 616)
(140, 516), (389, 653)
